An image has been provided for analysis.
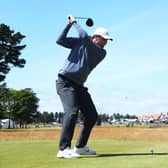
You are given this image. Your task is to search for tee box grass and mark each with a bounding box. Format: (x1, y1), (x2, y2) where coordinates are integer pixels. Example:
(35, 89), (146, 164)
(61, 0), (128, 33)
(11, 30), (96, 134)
(0, 139), (168, 168)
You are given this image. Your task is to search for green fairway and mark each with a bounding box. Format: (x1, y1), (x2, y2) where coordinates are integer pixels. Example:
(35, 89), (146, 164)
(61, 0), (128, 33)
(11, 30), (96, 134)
(0, 140), (168, 168)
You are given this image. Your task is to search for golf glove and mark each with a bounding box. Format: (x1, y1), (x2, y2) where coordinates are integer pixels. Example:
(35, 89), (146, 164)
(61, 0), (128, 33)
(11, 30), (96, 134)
(67, 14), (76, 24)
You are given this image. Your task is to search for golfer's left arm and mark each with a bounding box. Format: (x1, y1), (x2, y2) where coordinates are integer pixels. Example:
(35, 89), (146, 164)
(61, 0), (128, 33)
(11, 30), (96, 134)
(73, 22), (89, 40)
(56, 24), (78, 49)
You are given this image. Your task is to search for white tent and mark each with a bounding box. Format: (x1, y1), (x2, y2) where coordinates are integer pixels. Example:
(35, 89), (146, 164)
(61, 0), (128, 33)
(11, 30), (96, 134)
(0, 119), (15, 128)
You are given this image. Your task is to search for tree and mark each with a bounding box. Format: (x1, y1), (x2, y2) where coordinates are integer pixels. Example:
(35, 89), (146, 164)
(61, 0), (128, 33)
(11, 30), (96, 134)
(0, 85), (17, 128)
(0, 87), (40, 128)
(35, 111), (43, 123)
(0, 83), (9, 119)
(41, 111), (50, 124)
(50, 112), (55, 122)
(58, 112), (64, 124)
(0, 24), (26, 82)
(55, 112), (58, 122)
(14, 88), (39, 128)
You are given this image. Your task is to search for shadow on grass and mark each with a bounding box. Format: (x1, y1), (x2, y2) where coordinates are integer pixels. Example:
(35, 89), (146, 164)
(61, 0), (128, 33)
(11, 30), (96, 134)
(96, 152), (168, 158)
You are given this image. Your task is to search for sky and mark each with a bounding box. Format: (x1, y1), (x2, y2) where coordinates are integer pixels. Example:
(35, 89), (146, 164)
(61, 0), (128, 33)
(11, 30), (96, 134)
(1, 0), (168, 116)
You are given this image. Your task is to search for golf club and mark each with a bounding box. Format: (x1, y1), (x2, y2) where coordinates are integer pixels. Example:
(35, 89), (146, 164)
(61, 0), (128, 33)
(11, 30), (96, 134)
(68, 16), (94, 27)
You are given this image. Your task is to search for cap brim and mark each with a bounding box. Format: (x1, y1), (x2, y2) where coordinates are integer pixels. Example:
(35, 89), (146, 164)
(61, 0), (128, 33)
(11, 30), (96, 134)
(103, 36), (113, 41)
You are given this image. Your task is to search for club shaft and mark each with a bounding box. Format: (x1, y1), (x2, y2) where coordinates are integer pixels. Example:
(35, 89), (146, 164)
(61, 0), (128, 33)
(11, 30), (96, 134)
(75, 17), (89, 20)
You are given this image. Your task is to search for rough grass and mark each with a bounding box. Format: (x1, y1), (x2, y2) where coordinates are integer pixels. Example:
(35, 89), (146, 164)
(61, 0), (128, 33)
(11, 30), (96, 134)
(1, 126), (168, 141)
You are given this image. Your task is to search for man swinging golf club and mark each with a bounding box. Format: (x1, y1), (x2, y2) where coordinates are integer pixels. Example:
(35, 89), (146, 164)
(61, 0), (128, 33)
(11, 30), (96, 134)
(56, 14), (112, 158)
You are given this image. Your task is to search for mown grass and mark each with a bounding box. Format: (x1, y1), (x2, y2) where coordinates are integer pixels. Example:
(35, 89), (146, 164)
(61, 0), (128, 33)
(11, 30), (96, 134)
(1, 139), (168, 168)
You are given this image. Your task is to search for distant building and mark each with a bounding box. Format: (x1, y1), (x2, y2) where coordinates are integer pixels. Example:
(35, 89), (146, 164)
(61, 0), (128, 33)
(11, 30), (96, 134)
(138, 113), (168, 123)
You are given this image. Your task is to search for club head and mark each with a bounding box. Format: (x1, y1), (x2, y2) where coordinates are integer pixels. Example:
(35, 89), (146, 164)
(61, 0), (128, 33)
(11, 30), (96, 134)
(75, 16), (94, 27)
(86, 18), (94, 27)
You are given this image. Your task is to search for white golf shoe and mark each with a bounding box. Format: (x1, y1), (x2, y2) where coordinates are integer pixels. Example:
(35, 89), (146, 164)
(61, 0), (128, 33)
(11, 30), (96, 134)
(74, 146), (96, 155)
(57, 147), (80, 159)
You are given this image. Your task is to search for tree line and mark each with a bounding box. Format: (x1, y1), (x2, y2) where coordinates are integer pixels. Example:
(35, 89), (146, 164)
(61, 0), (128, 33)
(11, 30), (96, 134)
(0, 83), (137, 128)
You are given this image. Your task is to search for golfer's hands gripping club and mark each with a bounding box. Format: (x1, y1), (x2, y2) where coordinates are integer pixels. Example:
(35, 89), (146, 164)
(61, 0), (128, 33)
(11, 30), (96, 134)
(67, 14), (76, 25)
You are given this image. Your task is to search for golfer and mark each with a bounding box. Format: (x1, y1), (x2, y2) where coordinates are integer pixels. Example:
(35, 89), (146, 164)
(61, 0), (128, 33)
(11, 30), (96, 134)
(56, 15), (112, 158)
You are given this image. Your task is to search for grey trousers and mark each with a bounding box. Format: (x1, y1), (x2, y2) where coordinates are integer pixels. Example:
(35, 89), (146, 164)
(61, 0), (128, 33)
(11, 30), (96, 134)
(56, 75), (98, 150)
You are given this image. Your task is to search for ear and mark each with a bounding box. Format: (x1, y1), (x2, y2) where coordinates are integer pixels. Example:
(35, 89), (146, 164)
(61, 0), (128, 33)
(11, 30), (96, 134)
(92, 36), (97, 43)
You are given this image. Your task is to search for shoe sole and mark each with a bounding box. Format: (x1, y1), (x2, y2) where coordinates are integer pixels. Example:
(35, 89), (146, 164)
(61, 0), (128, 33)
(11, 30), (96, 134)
(57, 156), (80, 159)
(57, 154), (80, 159)
(79, 153), (96, 155)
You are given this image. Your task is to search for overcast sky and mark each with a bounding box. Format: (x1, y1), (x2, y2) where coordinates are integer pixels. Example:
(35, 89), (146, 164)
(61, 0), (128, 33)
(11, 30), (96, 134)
(1, 0), (168, 115)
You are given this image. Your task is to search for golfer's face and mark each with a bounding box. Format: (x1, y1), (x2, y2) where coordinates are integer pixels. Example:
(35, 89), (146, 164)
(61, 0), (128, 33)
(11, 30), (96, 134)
(97, 36), (107, 48)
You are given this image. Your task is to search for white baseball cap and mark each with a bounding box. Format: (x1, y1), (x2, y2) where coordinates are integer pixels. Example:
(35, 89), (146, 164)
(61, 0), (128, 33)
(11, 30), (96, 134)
(93, 27), (112, 40)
